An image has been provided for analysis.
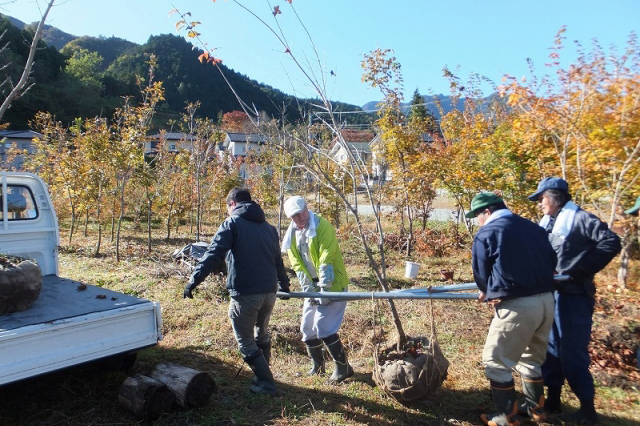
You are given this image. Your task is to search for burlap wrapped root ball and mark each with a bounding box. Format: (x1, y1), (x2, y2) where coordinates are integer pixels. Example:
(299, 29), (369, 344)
(0, 257), (42, 315)
(373, 337), (449, 403)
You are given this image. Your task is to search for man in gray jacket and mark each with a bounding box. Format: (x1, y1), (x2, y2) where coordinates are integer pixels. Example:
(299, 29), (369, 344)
(184, 188), (290, 396)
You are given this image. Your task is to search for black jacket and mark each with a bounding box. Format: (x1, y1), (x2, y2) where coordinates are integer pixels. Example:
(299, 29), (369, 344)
(190, 201), (290, 297)
(548, 207), (621, 296)
(472, 212), (557, 301)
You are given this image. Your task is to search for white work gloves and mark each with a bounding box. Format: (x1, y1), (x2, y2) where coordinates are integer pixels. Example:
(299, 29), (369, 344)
(317, 264), (334, 305)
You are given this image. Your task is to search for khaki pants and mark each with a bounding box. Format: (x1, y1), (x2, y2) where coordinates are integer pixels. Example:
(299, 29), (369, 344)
(483, 292), (555, 382)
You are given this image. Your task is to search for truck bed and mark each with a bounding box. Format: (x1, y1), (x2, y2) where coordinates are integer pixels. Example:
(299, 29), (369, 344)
(0, 276), (162, 385)
(0, 275), (152, 330)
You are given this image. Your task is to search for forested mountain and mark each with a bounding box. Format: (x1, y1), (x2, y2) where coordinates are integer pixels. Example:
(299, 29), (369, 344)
(361, 93), (497, 119)
(0, 16), (373, 129)
(1, 14), (76, 49)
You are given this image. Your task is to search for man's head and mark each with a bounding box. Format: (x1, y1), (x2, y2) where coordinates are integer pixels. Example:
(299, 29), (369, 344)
(284, 196), (310, 230)
(466, 192), (507, 226)
(226, 188), (251, 213)
(528, 177), (571, 217)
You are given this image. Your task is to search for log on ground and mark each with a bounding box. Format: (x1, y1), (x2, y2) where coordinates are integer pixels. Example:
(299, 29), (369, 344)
(118, 374), (175, 420)
(149, 362), (217, 407)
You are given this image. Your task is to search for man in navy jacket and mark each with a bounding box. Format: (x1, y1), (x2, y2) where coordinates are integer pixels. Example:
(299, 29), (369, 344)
(469, 192), (557, 426)
(529, 177), (621, 424)
(184, 188), (290, 396)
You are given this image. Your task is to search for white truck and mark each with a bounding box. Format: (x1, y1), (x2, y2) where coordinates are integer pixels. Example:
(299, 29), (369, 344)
(0, 171), (163, 386)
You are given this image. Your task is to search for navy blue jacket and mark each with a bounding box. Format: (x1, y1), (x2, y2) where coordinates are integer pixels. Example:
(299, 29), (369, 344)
(548, 207), (621, 296)
(190, 201), (290, 297)
(472, 212), (557, 301)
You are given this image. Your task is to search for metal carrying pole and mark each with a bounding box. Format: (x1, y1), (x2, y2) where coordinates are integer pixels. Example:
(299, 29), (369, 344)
(276, 275), (569, 301)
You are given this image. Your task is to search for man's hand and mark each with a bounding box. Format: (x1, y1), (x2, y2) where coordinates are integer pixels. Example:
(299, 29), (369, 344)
(278, 281), (291, 300)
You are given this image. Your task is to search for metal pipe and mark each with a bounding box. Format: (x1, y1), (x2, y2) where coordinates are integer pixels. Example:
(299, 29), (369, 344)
(276, 276), (569, 301)
(277, 290), (479, 300)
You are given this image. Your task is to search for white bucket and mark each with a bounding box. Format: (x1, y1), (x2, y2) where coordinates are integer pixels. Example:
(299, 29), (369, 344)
(404, 261), (420, 279)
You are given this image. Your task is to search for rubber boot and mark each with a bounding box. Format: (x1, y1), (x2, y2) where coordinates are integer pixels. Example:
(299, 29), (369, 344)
(252, 341), (272, 385)
(244, 350), (278, 396)
(545, 385), (562, 414)
(480, 380), (521, 426)
(560, 399), (599, 425)
(322, 333), (354, 383)
(257, 341), (271, 364)
(518, 376), (546, 421)
(304, 338), (325, 375)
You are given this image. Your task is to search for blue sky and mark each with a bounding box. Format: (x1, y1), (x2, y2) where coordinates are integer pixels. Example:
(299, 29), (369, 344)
(4, 0), (639, 107)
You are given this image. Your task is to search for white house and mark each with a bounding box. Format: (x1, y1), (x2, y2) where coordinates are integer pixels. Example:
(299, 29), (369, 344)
(0, 130), (43, 169)
(222, 132), (267, 157)
(145, 132), (195, 155)
(329, 129), (376, 164)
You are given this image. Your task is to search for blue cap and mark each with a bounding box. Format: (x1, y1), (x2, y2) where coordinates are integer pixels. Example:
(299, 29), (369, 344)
(528, 177), (569, 201)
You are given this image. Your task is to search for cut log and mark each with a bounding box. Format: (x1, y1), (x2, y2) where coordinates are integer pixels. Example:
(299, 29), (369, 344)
(118, 374), (175, 420)
(148, 362), (217, 407)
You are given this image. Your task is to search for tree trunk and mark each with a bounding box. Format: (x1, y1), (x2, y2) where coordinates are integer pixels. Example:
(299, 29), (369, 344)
(166, 186), (175, 241)
(84, 208), (89, 237)
(116, 177), (127, 262)
(146, 188), (153, 253)
(148, 362), (217, 408)
(118, 374), (175, 420)
(93, 181), (103, 257)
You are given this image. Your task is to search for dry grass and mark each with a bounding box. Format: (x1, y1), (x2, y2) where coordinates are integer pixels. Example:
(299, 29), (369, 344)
(0, 215), (638, 426)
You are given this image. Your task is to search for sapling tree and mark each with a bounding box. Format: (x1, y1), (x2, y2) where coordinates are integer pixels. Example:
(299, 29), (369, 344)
(172, 2), (408, 345)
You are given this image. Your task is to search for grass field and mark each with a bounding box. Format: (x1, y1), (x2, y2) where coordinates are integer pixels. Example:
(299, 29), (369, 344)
(0, 212), (638, 426)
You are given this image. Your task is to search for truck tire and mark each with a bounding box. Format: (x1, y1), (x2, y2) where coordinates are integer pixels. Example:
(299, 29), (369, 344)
(101, 352), (139, 371)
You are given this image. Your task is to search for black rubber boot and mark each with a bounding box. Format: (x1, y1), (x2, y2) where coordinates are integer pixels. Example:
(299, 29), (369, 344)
(322, 333), (354, 383)
(560, 399), (599, 425)
(304, 338), (325, 375)
(545, 385), (562, 414)
(244, 350), (278, 396)
(257, 341), (271, 364)
(252, 342), (272, 385)
(480, 380), (521, 426)
(518, 376), (546, 421)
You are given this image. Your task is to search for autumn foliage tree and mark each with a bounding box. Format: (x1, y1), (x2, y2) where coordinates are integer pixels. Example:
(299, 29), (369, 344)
(503, 28), (640, 285)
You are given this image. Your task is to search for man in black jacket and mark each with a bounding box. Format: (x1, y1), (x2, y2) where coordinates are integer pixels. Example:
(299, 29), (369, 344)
(184, 188), (290, 396)
(468, 192), (557, 426)
(529, 177), (621, 424)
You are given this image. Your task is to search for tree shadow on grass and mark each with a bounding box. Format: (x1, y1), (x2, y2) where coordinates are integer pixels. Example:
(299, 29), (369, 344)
(0, 346), (637, 426)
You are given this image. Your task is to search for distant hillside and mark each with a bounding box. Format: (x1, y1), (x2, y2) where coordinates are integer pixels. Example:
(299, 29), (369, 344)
(62, 36), (137, 71)
(361, 92), (503, 119)
(1, 14), (77, 49)
(362, 94), (466, 119)
(0, 15), (371, 128)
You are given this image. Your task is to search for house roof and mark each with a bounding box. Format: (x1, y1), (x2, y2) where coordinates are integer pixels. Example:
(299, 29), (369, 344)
(339, 129), (375, 143)
(0, 130), (43, 139)
(226, 133), (266, 143)
(148, 132), (194, 141)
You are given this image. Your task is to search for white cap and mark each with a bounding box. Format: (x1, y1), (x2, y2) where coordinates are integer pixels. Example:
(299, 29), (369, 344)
(284, 196), (307, 218)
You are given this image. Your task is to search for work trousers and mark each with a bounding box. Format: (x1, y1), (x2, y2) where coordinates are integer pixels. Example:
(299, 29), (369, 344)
(483, 292), (555, 383)
(542, 291), (595, 402)
(300, 299), (347, 341)
(228, 292), (277, 357)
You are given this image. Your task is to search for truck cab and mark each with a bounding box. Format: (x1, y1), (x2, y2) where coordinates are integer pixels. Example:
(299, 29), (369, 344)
(0, 172), (162, 385)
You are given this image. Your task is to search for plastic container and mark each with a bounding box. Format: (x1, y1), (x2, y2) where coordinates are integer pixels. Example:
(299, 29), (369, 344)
(404, 261), (420, 279)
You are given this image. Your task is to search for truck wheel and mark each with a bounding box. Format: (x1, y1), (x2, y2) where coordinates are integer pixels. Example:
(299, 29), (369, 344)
(101, 352), (138, 371)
